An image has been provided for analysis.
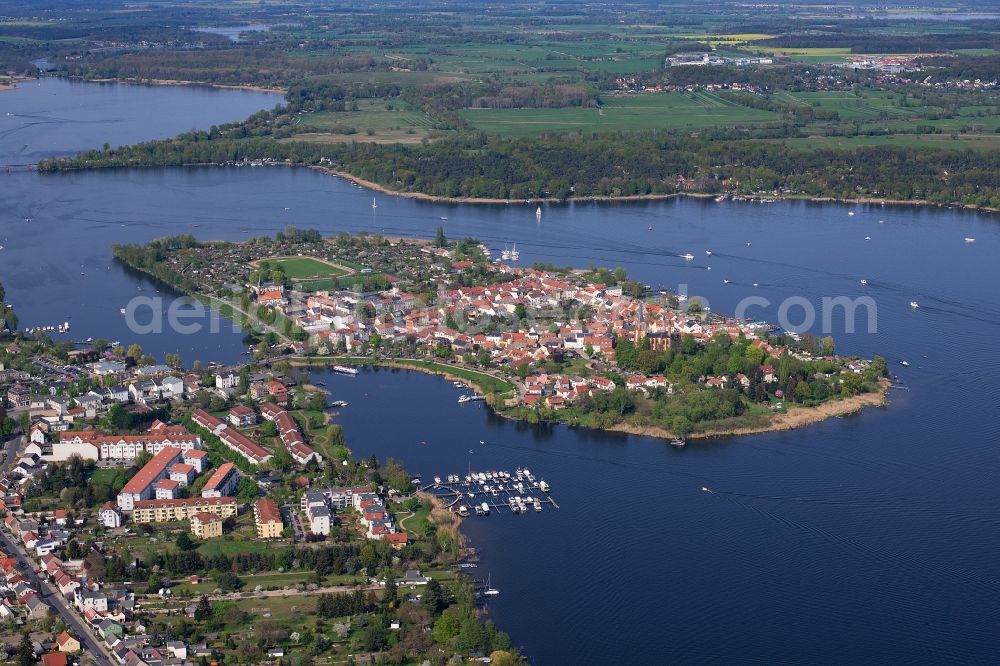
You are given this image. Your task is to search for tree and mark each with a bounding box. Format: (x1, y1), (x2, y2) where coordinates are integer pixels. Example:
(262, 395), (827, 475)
(126, 343), (143, 361)
(16, 631), (34, 666)
(175, 531), (195, 551)
(235, 477), (259, 503)
(194, 595), (213, 621)
(821, 336), (836, 356)
(434, 225), (447, 248)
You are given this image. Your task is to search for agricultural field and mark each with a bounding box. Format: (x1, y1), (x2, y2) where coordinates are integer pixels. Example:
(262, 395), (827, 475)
(774, 90), (933, 121)
(292, 98), (442, 144)
(460, 91), (781, 136)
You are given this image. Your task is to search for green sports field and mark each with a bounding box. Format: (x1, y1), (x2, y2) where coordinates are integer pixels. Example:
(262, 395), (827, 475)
(266, 257), (349, 280)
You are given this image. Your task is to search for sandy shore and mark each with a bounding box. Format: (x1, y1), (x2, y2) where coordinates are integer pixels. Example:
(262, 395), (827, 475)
(611, 383), (889, 441)
(85, 77), (286, 95)
(312, 166), (998, 213)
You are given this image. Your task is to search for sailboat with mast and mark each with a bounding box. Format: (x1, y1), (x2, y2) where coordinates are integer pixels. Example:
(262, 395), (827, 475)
(371, 196), (377, 209)
(501, 244), (511, 261)
(483, 573), (499, 596)
(509, 243), (520, 261)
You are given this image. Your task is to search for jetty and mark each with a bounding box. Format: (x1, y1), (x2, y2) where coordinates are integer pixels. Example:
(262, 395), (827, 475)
(422, 467), (558, 515)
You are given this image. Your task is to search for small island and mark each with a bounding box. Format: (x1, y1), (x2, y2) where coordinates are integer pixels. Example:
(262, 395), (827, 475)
(113, 228), (889, 441)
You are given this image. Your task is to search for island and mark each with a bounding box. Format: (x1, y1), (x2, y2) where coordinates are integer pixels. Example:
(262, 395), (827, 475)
(112, 229), (890, 441)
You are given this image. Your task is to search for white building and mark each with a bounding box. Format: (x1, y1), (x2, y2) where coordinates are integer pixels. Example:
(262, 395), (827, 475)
(99, 503), (122, 529)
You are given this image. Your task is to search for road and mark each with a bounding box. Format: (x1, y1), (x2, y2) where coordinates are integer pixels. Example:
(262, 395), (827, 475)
(0, 433), (22, 473)
(0, 529), (114, 665)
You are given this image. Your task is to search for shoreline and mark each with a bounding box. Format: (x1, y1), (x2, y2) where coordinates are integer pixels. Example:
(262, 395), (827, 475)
(298, 356), (890, 442)
(610, 381), (890, 441)
(84, 76), (286, 95)
(39, 158), (998, 214)
(311, 165), (999, 212)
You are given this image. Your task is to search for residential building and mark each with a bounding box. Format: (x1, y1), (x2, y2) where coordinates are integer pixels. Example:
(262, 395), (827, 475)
(215, 372), (239, 390)
(55, 631), (80, 654)
(131, 496), (237, 524)
(154, 478), (178, 500)
(183, 448), (209, 473)
(190, 512), (223, 539)
(116, 447), (183, 511)
(169, 463), (195, 486)
(98, 502), (121, 529)
(201, 462), (238, 498)
(228, 405), (257, 427)
(253, 498), (282, 539)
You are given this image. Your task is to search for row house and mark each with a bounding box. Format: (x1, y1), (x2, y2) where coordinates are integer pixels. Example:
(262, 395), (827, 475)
(131, 496), (237, 524)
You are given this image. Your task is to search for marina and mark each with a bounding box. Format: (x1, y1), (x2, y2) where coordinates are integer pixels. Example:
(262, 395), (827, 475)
(423, 467), (558, 516)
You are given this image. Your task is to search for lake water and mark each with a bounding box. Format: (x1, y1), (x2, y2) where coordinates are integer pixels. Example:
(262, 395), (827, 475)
(192, 24), (271, 42)
(2, 79), (999, 664)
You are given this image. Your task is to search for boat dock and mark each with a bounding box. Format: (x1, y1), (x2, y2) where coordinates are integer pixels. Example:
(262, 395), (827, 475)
(422, 467), (557, 515)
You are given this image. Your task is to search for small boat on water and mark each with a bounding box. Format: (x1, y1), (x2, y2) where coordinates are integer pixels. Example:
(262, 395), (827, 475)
(864, 236), (872, 241)
(371, 196), (377, 209)
(910, 301), (920, 309)
(509, 243), (520, 261)
(964, 237), (976, 243)
(723, 279), (730, 284)
(539, 479), (550, 492)
(332, 365), (358, 375)
(848, 211), (855, 216)
(900, 360), (910, 367)
(440, 216), (447, 220)
(705, 250), (712, 256)
(535, 206), (541, 216)
(680, 253), (694, 261)
(329, 400), (349, 408)
(860, 279), (868, 286)
(119, 307), (126, 314)
(458, 394), (485, 404)
(670, 438), (686, 448)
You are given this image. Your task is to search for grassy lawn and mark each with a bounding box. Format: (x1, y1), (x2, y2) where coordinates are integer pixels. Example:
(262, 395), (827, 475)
(197, 537), (275, 557)
(292, 98), (442, 144)
(460, 91), (781, 136)
(262, 256), (349, 280)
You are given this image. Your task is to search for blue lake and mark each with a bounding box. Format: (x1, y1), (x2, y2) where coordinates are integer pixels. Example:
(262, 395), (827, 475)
(1, 77), (998, 664)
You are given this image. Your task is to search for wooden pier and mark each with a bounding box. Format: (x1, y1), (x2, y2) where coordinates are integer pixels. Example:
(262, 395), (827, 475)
(421, 468), (558, 516)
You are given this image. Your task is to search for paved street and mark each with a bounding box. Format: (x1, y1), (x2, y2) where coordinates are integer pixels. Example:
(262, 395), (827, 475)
(0, 529), (113, 665)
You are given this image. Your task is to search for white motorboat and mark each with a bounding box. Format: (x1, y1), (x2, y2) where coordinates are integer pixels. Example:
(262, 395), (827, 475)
(910, 301), (919, 309)
(371, 196), (377, 209)
(681, 253), (694, 260)
(964, 237), (976, 243)
(860, 279), (868, 286)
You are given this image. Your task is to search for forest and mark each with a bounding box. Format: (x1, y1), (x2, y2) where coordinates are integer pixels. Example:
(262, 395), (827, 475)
(41, 126), (1000, 208)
